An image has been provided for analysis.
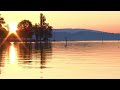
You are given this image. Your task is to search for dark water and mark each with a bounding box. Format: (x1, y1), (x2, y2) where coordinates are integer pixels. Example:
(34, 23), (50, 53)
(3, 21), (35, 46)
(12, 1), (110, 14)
(0, 41), (120, 79)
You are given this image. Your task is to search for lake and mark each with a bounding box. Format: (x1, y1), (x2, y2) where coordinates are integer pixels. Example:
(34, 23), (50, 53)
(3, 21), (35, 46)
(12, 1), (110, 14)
(0, 41), (120, 79)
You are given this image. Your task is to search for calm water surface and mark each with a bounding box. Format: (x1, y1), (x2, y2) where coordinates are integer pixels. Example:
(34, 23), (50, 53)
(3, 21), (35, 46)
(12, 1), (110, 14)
(0, 41), (120, 79)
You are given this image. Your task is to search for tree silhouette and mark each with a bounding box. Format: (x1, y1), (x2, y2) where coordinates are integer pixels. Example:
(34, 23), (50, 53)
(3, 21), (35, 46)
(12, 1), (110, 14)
(43, 24), (53, 41)
(16, 13), (53, 41)
(32, 13), (53, 41)
(0, 25), (8, 39)
(32, 23), (43, 41)
(17, 20), (33, 40)
(0, 14), (8, 40)
(0, 14), (5, 24)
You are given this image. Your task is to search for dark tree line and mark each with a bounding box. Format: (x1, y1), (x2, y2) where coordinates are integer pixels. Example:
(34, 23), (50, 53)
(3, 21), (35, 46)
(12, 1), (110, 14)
(0, 14), (9, 40)
(16, 13), (53, 41)
(16, 20), (33, 40)
(0, 13), (53, 42)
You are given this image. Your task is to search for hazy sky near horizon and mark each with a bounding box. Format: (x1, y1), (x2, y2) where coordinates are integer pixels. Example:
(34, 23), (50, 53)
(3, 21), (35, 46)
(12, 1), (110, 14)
(0, 11), (120, 33)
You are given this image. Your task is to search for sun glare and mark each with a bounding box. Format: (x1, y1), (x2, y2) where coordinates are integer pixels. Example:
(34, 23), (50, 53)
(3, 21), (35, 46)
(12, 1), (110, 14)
(9, 22), (17, 33)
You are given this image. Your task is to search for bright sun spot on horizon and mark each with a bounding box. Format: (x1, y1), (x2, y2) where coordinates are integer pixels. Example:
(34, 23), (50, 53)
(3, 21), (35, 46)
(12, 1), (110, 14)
(9, 22), (17, 33)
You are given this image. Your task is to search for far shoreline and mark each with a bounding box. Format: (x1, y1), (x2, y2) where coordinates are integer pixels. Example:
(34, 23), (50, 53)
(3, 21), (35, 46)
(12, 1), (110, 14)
(0, 39), (119, 42)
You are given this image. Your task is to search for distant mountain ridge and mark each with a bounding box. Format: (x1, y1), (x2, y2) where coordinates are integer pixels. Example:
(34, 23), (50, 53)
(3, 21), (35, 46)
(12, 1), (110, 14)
(53, 28), (114, 33)
(49, 29), (120, 41)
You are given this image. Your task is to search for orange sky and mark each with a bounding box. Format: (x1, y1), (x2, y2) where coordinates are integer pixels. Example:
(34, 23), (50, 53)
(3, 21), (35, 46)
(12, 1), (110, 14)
(0, 11), (120, 33)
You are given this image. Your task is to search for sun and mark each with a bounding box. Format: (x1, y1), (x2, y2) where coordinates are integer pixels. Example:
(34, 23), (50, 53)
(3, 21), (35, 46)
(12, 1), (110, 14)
(9, 22), (17, 33)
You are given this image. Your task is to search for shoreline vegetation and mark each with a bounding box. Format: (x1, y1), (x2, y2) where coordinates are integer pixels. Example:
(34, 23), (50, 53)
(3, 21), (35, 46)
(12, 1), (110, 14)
(0, 13), (53, 43)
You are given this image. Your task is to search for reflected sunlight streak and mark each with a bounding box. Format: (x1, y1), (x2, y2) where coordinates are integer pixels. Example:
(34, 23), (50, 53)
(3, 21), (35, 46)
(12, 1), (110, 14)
(9, 43), (17, 64)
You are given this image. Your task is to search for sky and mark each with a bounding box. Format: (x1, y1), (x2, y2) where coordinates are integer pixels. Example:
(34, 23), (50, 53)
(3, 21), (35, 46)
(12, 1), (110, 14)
(0, 11), (120, 33)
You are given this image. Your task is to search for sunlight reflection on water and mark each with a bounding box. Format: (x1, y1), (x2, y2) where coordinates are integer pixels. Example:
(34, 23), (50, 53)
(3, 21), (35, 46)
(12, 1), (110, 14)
(0, 41), (120, 79)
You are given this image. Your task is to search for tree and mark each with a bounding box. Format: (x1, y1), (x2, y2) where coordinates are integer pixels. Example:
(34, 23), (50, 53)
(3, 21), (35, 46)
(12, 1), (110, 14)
(32, 23), (40, 41)
(0, 14), (8, 40)
(0, 25), (8, 39)
(33, 13), (53, 41)
(0, 14), (5, 24)
(47, 26), (52, 38)
(42, 23), (53, 41)
(17, 20), (32, 30)
(17, 20), (33, 40)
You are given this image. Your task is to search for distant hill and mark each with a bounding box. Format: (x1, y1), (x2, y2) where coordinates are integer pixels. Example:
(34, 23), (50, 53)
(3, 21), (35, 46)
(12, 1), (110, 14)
(49, 29), (120, 41)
